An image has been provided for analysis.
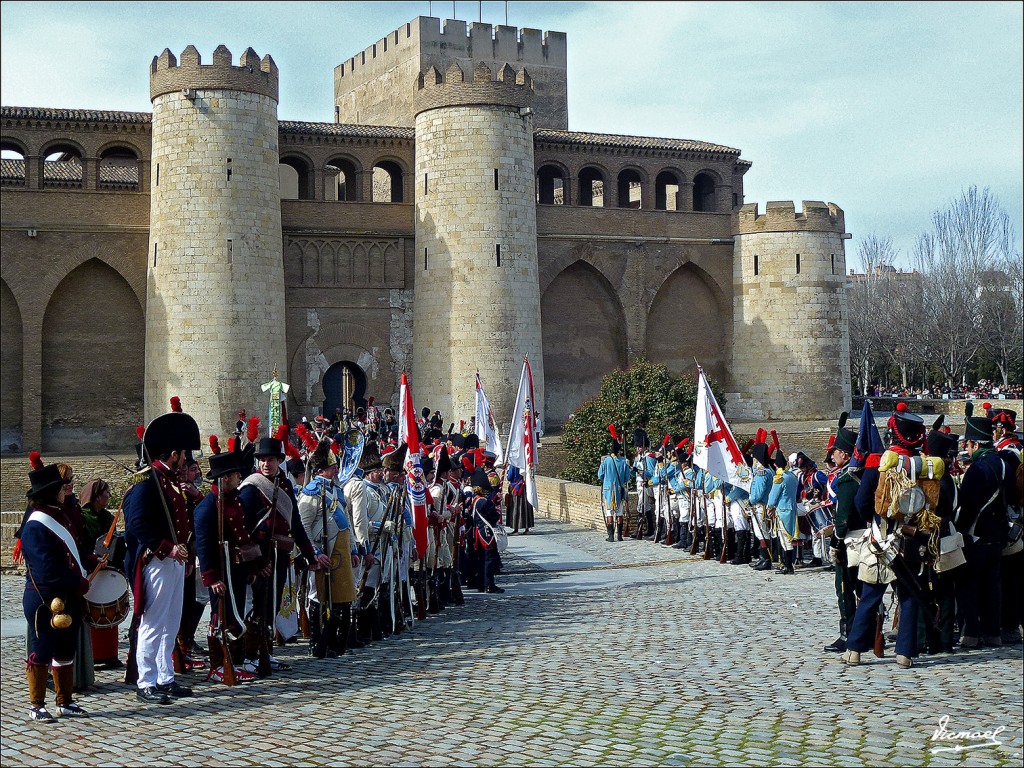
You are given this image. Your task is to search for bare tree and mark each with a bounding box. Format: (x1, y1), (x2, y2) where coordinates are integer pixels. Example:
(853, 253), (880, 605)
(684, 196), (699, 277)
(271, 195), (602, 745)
(913, 186), (1013, 388)
(979, 235), (1024, 386)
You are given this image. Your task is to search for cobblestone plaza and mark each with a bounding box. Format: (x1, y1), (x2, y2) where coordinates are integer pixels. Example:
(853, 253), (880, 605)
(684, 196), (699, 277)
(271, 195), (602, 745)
(1, 516), (1021, 767)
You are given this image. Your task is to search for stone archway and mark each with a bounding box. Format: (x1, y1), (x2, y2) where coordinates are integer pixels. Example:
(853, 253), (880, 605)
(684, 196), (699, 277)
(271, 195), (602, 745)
(41, 259), (144, 451)
(541, 261), (627, 426)
(645, 264), (727, 384)
(1, 279), (23, 451)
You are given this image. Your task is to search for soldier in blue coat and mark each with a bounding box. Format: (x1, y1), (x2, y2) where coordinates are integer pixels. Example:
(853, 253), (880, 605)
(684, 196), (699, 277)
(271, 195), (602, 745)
(766, 453), (799, 575)
(598, 428), (632, 542)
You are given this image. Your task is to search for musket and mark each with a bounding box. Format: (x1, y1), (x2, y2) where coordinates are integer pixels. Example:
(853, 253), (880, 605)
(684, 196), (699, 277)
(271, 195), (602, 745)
(105, 454), (140, 476)
(315, 482), (333, 656)
(719, 491), (730, 564)
(703, 492), (713, 561)
(449, 482), (465, 605)
(688, 488), (700, 556)
(215, 477), (238, 686)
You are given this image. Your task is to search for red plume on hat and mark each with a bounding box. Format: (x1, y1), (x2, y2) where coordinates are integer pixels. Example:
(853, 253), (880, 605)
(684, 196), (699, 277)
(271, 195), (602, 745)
(608, 424), (619, 441)
(285, 440), (301, 460)
(208, 435), (221, 455)
(825, 434), (836, 453)
(756, 428), (768, 444)
(238, 409), (246, 420)
(29, 451), (44, 471)
(246, 416), (260, 442)
(295, 422), (319, 453)
(983, 402), (992, 413)
(136, 425), (146, 441)
(170, 396), (182, 413)
(227, 437), (238, 453)
(273, 424), (289, 441)
(662, 434), (671, 447)
(896, 402), (908, 413)
(369, 397), (375, 405)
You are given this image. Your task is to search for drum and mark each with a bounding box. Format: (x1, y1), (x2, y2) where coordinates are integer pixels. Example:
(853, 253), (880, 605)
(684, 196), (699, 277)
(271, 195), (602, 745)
(84, 569), (130, 628)
(809, 505), (835, 539)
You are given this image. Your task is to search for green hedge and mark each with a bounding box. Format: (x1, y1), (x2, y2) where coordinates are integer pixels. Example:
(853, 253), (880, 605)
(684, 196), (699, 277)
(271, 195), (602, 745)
(560, 358), (714, 485)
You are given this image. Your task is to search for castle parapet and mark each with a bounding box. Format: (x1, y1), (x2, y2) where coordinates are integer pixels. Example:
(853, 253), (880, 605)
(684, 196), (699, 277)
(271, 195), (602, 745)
(414, 61), (534, 115)
(735, 200), (845, 234)
(150, 45), (279, 102)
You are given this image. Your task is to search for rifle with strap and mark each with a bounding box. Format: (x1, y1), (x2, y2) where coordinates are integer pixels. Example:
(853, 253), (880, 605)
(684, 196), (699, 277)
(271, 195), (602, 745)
(213, 478), (238, 685)
(688, 488), (700, 556)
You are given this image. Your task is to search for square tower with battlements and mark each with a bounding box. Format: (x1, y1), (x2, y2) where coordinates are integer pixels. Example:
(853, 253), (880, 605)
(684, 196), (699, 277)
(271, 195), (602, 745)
(334, 16), (567, 129)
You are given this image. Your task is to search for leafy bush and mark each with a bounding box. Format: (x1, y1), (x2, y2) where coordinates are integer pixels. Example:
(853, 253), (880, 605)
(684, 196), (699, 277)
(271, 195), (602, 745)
(560, 358), (713, 485)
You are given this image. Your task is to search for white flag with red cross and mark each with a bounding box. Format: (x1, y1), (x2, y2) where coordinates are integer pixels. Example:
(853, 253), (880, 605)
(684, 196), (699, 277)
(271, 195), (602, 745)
(693, 366), (752, 491)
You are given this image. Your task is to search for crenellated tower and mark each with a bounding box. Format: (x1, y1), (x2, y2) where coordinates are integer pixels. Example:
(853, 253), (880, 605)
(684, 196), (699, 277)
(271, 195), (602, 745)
(728, 201), (851, 421)
(145, 45), (287, 437)
(412, 61), (545, 429)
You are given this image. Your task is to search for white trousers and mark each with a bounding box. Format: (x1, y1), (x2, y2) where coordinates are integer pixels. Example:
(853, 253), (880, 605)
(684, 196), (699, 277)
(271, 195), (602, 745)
(708, 495), (726, 529)
(136, 556), (185, 689)
(750, 505), (768, 540)
(675, 494), (690, 524)
(728, 500), (750, 531)
(604, 498), (625, 520)
(654, 487), (672, 522)
(636, 477), (652, 514)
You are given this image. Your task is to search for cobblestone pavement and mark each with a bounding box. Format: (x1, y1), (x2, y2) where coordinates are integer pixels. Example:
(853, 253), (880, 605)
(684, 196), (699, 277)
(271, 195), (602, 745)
(1, 517), (1021, 767)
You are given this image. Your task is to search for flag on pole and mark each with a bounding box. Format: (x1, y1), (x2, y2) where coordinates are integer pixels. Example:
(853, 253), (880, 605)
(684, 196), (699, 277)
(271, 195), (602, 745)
(506, 357), (539, 510)
(850, 399), (884, 469)
(398, 372), (429, 558)
(475, 371), (504, 464)
(693, 365), (752, 491)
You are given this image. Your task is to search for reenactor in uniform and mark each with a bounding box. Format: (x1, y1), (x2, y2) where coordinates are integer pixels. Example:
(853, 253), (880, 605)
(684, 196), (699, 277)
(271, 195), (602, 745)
(989, 408), (1023, 644)
(239, 437), (329, 674)
(344, 444), (386, 644)
(725, 475), (752, 565)
(822, 416), (859, 652)
(649, 443), (674, 545)
(598, 426), (632, 542)
(297, 440), (358, 658)
(702, 470), (725, 558)
(766, 454), (798, 575)
(669, 444), (693, 550)
(632, 427), (654, 537)
(194, 448), (263, 684)
(470, 469), (504, 593)
(955, 408), (1019, 648)
(748, 441), (776, 571)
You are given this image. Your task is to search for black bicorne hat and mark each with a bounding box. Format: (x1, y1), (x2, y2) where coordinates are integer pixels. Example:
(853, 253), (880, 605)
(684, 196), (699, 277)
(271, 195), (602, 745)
(991, 409), (1017, 429)
(285, 458), (306, 477)
(750, 443), (771, 468)
(773, 449), (788, 470)
(143, 412), (201, 462)
(359, 444), (383, 471)
(470, 468), (490, 492)
(254, 437), (286, 460)
(421, 456), (435, 475)
(633, 428), (650, 449)
(382, 444), (408, 472)
(462, 433), (480, 451)
(27, 464), (65, 499)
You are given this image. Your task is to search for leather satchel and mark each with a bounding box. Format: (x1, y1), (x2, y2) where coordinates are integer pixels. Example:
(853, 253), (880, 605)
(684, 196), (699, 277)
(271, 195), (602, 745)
(234, 543), (263, 564)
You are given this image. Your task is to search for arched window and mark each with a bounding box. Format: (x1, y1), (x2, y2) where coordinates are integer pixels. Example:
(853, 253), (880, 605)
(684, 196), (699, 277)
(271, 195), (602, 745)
(0, 143), (26, 188)
(617, 169), (642, 209)
(327, 157), (359, 201)
(279, 156), (313, 200)
(536, 164), (566, 205)
(99, 146), (140, 191)
(577, 167), (604, 207)
(42, 144), (83, 189)
(693, 173), (716, 212)
(373, 161), (404, 203)
(655, 171), (681, 211)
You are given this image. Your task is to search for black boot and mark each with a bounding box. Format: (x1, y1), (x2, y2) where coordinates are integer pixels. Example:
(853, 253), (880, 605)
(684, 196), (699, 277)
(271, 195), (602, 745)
(329, 604), (349, 656)
(606, 523), (615, 542)
(308, 610), (327, 659)
(427, 574), (441, 614)
(616, 520), (624, 542)
(730, 530), (747, 565)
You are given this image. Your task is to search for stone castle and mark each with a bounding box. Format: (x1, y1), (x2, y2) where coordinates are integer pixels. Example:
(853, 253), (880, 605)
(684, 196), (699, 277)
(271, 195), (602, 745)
(0, 15), (851, 453)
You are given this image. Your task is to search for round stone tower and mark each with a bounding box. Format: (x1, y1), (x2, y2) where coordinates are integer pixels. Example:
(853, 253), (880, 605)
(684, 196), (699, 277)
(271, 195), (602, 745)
(729, 201), (851, 421)
(412, 62), (544, 429)
(145, 45), (287, 436)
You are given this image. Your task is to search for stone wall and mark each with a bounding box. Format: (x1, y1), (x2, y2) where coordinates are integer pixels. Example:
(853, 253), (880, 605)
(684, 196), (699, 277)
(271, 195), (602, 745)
(413, 96), (544, 431)
(533, 474), (604, 530)
(146, 49), (287, 439)
(729, 201), (851, 421)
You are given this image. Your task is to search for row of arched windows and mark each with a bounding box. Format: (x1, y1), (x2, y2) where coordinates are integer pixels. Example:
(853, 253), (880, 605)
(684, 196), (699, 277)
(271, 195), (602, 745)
(1, 141), (143, 191)
(537, 164), (721, 212)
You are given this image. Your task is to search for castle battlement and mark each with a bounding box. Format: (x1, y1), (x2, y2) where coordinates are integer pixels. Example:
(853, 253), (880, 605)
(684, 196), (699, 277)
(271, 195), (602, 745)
(337, 16), (566, 79)
(735, 200), (845, 235)
(414, 61), (534, 115)
(150, 44), (279, 102)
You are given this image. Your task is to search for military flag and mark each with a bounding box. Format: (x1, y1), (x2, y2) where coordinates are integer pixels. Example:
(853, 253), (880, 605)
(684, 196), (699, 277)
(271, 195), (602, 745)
(693, 365), (751, 491)
(475, 371), (504, 464)
(399, 372), (429, 558)
(506, 356), (539, 511)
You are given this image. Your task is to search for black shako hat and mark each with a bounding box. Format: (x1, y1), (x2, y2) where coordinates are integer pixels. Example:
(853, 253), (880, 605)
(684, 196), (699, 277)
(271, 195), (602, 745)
(633, 428), (650, 449)
(964, 415), (994, 443)
(27, 464), (65, 499)
(436, 446), (453, 475)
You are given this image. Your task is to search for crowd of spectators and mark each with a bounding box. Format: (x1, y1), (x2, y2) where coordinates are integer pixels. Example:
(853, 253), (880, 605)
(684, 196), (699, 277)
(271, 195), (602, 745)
(865, 381), (1023, 400)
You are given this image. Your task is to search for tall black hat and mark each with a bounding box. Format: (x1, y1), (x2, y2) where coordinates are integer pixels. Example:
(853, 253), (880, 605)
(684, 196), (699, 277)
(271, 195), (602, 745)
(991, 408), (1017, 430)
(450, 433), (466, 450)
(421, 406), (431, 420)
(462, 433), (480, 451)
(421, 455), (435, 475)
(285, 458), (306, 478)
(26, 464), (65, 499)
(633, 428), (650, 449)
(308, 439), (337, 473)
(206, 451), (246, 481)
(964, 415), (994, 443)
(608, 425), (622, 455)
(833, 412), (857, 454)
(772, 449), (788, 470)
(436, 446), (453, 475)
(143, 412), (201, 462)
(254, 437), (286, 460)
(470, 468), (491, 492)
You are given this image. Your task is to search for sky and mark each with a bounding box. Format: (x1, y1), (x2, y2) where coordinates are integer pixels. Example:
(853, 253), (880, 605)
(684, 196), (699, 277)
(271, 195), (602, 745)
(2, 1), (1021, 264)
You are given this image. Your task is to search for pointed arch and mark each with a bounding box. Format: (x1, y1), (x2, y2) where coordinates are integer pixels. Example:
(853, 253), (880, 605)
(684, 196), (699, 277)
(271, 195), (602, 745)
(42, 259), (144, 450)
(541, 261), (628, 426)
(1, 279), (23, 450)
(645, 263), (729, 383)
